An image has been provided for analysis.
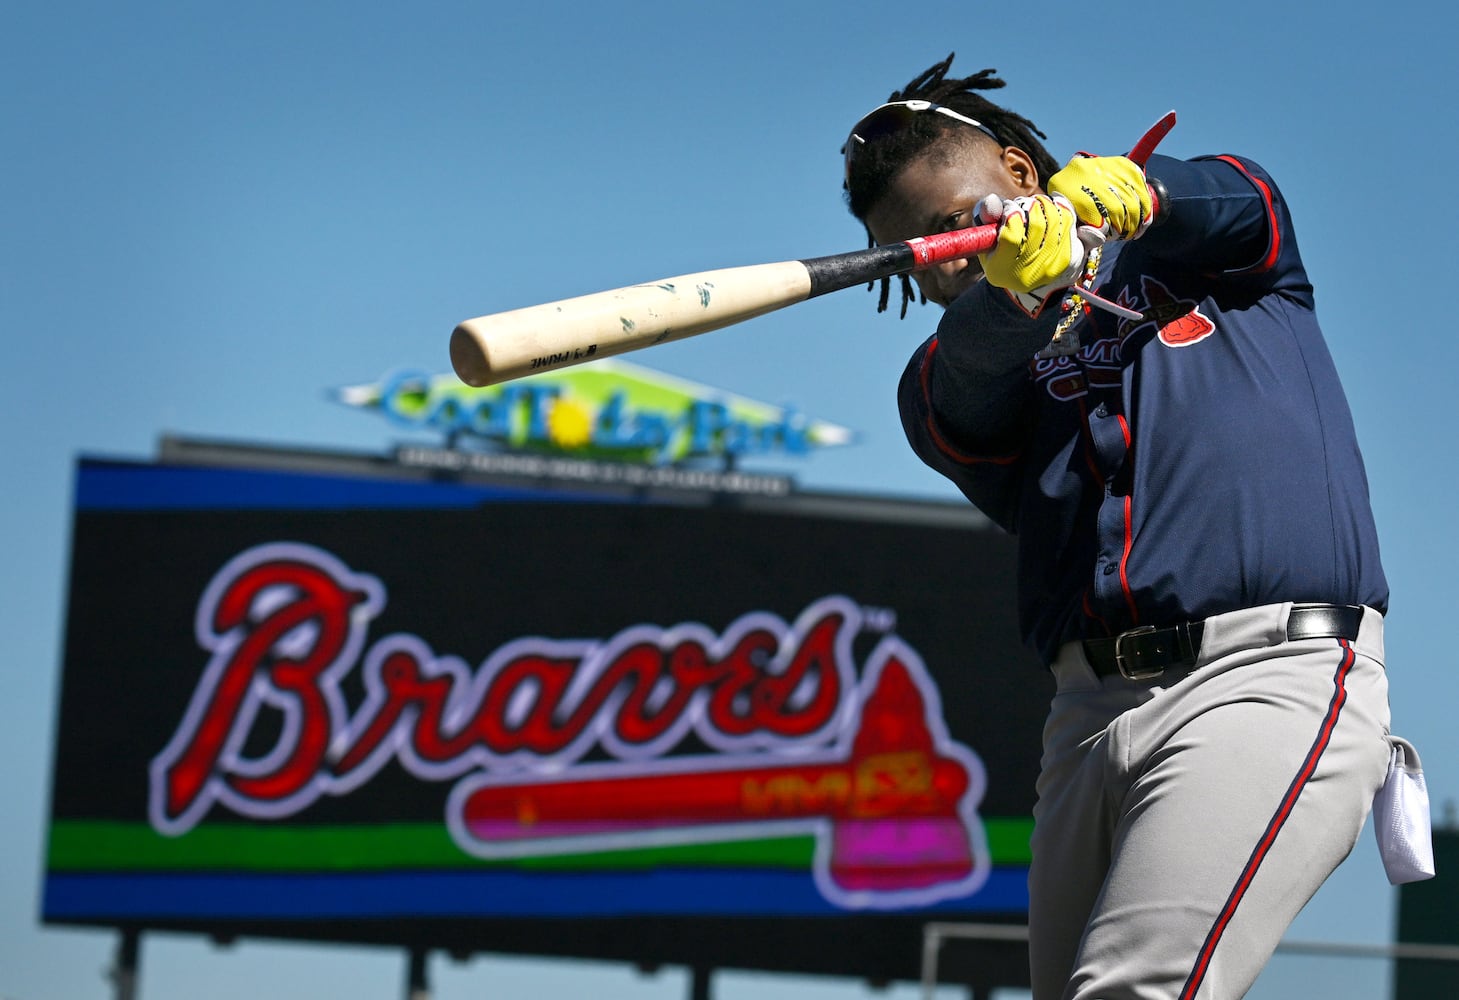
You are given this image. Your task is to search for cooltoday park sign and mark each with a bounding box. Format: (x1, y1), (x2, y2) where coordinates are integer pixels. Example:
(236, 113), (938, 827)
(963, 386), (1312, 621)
(332, 358), (857, 465)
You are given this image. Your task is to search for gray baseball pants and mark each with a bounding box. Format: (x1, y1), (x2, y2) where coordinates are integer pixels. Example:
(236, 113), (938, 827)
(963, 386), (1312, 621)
(1027, 602), (1391, 1000)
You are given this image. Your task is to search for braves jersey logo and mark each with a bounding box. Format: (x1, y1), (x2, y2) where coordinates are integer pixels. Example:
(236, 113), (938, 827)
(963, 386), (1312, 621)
(1030, 276), (1217, 400)
(1140, 276), (1215, 348)
(1030, 339), (1123, 402)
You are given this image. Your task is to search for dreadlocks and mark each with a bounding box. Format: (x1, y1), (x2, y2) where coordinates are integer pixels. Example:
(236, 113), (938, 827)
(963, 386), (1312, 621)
(843, 53), (1061, 317)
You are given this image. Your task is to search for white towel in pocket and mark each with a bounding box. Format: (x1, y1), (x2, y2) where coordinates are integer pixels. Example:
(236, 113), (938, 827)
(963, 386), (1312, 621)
(1372, 735), (1436, 884)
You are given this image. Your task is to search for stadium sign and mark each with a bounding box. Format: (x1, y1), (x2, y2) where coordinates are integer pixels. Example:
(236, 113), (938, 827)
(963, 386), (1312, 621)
(334, 358), (857, 464)
(45, 452), (1044, 990)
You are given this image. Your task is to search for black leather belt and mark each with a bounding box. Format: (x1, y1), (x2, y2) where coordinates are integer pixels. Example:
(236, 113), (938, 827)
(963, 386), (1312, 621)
(1083, 604), (1365, 681)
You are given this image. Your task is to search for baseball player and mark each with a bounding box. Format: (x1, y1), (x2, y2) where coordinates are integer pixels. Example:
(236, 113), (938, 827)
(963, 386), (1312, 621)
(841, 54), (1425, 998)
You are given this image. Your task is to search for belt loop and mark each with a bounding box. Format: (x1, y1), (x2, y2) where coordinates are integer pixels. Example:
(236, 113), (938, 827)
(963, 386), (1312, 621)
(1178, 620), (1203, 665)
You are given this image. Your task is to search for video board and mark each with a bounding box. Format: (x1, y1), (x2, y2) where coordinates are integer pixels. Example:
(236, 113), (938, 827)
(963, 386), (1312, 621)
(44, 450), (1047, 985)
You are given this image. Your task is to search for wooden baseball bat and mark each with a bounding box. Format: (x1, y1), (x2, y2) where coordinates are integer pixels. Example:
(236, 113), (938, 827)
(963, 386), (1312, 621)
(450, 112), (1177, 389)
(448, 227), (997, 388)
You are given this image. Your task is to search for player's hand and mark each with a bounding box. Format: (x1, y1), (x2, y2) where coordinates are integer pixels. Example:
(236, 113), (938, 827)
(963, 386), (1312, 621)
(1048, 154), (1153, 241)
(976, 193), (1085, 301)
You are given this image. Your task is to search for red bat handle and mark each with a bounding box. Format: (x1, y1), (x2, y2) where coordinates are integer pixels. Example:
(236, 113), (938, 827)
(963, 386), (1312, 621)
(1128, 110), (1177, 169)
(1129, 110), (1177, 225)
(903, 225), (999, 266)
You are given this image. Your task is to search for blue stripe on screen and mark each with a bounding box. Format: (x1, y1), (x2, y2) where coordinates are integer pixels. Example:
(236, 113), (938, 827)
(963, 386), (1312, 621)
(73, 461), (597, 510)
(43, 867), (1029, 920)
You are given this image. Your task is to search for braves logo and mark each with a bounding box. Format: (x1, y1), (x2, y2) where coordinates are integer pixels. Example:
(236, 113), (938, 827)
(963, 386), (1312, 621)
(1140, 276), (1215, 348)
(148, 542), (991, 909)
(1030, 336), (1122, 402)
(1029, 276), (1216, 400)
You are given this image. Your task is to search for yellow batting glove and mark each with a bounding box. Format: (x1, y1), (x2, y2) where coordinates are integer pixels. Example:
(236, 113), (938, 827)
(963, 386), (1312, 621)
(978, 194), (1085, 312)
(1048, 154), (1153, 241)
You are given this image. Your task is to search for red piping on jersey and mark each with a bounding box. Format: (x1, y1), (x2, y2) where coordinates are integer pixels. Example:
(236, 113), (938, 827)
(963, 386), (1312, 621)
(919, 338), (1021, 466)
(1179, 639), (1357, 999)
(1214, 155), (1281, 274)
(1118, 496), (1138, 623)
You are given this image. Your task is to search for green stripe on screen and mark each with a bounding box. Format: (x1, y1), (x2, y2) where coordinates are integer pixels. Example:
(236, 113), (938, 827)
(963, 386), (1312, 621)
(47, 817), (1032, 872)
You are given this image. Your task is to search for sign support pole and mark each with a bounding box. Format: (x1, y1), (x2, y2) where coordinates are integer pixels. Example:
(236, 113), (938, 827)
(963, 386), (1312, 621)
(108, 929), (141, 1000)
(405, 947), (431, 1000)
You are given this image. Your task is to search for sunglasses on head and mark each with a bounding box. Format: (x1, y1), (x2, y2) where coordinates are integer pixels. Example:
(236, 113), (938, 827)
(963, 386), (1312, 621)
(842, 100), (1000, 181)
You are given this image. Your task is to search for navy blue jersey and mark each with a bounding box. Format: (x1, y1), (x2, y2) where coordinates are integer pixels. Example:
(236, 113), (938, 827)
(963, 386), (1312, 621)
(898, 153), (1388, 665)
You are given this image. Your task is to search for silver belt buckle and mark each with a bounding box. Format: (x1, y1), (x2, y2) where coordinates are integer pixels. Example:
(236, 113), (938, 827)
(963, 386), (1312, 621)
(1115, 625), (1163, 680)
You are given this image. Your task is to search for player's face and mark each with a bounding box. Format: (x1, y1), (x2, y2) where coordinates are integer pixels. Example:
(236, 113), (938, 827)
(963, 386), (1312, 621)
(865, 141), (1039, 308)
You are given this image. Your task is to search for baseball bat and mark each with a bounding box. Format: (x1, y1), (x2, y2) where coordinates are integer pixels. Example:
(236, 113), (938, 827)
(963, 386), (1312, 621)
(450, 112), (1177, 389)
(449, 229), (995, 388)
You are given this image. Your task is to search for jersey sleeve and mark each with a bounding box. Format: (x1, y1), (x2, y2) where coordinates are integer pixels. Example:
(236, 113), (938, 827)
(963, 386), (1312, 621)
(896, 284), (1056, 533)
(1141, 153), (1312, 299)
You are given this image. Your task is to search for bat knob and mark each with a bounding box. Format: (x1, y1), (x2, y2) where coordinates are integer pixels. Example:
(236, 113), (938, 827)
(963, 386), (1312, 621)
(1148, 175), (1171, 228)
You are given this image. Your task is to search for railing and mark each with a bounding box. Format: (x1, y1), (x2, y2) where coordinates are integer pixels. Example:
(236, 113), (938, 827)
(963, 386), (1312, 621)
(919, 922), (1459, 1000)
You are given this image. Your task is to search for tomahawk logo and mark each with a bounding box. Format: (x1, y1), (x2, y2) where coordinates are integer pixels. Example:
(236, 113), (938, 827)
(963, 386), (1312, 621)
(1138, 276), (1215, 348)
(149, 542), (991, 909)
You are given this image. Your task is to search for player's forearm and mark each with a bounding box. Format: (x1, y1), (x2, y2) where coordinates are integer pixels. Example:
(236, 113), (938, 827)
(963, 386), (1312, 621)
(902, 283), (1054, 472)
(1139, 153), (1279, 273)
(923, 346), (1032, 458)
(937, 279), (1062, 376)
(896, 343), (1026, 533)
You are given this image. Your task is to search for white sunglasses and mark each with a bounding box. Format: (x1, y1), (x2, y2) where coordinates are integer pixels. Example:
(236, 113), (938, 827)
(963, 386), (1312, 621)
(842, 100), (1000, 180)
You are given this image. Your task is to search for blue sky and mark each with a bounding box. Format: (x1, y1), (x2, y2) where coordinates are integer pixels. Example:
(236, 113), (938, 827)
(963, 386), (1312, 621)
(4, 2), (1456, 998)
